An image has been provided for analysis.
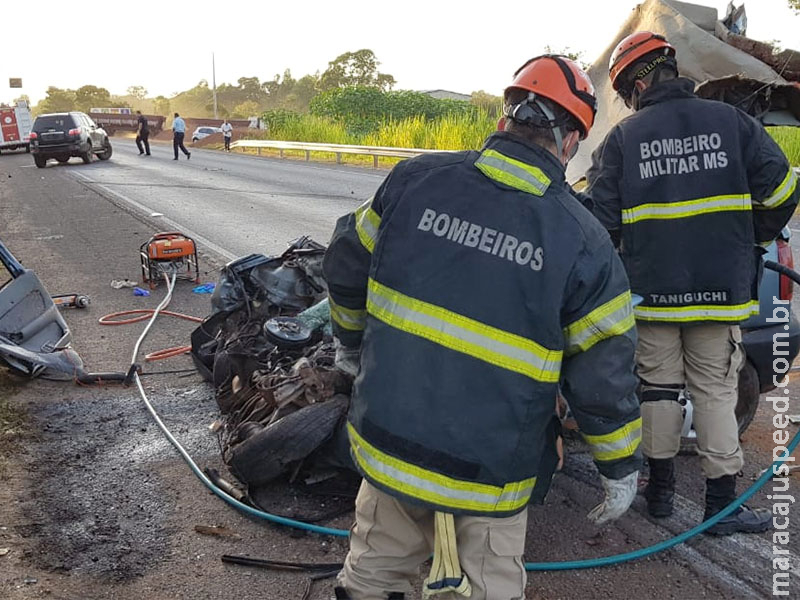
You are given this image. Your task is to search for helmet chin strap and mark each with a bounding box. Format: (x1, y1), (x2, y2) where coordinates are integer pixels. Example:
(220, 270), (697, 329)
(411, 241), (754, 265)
(628, 56), (678, 111)
(630, 85), (643, 111)
(505, 92), (576, 160)
(533, 97), (564, 157)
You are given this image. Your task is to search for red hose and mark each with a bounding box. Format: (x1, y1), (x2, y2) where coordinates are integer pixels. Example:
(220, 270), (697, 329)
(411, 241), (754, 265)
(144, 345), (193, 362)
(98, 309), (203, 326)
(99, 306), (204, 361)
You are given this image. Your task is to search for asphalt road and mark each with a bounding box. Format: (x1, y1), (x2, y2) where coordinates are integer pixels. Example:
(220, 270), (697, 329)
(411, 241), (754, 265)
(67, 138), (386, 260)
(0, 145), (798, 599)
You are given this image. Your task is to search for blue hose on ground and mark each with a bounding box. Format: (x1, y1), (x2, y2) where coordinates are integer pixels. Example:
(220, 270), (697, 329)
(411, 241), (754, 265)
(524, 428), (798, 570)
(137, 272), (799, 571)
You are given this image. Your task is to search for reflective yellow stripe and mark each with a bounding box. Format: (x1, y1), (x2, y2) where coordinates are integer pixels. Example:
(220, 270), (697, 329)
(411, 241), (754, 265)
(756, 168), (797, 209)
(329, 297), (367, 331)
(367, 278), (562, 383)
(634, 300), (759, 322)
(621, 194), (751, 224)
(583, 418), (642, 462)
(475, 149), (551, 197)
(348, 423), (535, 513)
(563, 291), (635, 355)
(355, 196), (381, 253)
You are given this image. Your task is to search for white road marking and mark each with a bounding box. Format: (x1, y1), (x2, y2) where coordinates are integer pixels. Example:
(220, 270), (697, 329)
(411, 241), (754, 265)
(70, 171), (237, 262)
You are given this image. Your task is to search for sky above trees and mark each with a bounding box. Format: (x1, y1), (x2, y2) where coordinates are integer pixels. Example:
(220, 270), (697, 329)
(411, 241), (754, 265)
(2, 0), (797, 106)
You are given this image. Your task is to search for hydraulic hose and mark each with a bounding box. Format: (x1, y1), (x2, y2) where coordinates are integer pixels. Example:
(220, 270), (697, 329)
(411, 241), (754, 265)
(131, 266), (800, 572)
(100, 301), (203, 362)
(526, 429), (798, 570)
(130, 273), (346, 537)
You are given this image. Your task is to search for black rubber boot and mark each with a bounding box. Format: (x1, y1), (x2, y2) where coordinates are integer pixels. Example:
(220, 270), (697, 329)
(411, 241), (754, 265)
(703, 475), (771, 535)
(644, 457), (675, 518)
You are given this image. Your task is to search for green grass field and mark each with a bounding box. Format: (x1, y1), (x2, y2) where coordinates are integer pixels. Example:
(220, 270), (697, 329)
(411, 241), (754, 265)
(234, 113), (800, 168)
(768, 127), (800, 167)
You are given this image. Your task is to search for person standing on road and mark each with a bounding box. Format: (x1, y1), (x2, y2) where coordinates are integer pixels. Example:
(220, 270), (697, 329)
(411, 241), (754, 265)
(586, 32), (799, 535)
(221, 119), (233, 152)
(324, 56), (642, 600)
(172, 112), (191, 161)
(135, 110), (150, 156)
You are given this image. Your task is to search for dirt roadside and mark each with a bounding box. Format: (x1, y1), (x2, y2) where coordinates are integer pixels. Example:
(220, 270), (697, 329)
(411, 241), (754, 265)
(0, 150), (796, 600)
(0, 153), (352, 600)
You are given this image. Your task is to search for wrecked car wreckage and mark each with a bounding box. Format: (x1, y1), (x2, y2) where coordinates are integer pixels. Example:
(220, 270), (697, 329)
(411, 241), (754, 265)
(190, 237), (359, 508)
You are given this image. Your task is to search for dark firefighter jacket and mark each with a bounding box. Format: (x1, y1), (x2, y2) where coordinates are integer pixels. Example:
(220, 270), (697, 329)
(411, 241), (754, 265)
(322, 132), (642, 517)
(587, 77), (799, 323)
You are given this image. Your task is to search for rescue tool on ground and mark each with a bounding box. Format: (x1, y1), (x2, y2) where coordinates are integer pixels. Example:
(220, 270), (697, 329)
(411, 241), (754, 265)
(0, 237), (133, 384)
(140, 232), (201, 289)
(0, 230), (205, 384)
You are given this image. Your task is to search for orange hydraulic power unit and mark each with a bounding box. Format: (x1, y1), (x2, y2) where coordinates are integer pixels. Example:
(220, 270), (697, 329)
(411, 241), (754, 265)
(140, 232), (200, 289)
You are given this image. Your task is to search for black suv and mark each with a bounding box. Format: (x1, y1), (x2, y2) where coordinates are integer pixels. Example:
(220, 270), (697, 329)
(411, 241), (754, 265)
(30, 112), (112, 168)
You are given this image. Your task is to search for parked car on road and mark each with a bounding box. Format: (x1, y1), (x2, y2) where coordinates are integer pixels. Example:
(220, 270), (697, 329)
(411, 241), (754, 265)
(731, 228), (798, 431)
(191, 126), (222, 142)
(30, 112), (112, 168)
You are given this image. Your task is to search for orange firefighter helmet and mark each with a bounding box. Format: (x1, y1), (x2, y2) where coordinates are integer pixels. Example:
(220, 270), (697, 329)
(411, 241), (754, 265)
(505, 55), (597, 139)
(609, 31), (676, 91)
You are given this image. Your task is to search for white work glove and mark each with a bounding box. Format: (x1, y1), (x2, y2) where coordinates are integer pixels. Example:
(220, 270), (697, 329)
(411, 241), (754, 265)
(333, 338), (360, 377)
(587, 471), (638, 525)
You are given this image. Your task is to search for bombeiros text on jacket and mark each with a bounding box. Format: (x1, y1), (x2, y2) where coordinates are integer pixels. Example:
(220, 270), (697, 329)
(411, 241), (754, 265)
(638, 132), (728, 179)
(417, 208), (544, 271)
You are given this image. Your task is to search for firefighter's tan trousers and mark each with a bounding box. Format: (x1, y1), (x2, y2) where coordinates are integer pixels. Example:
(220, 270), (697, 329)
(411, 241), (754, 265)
(636, 322), (745, 478)
(337, 479), (527, 600)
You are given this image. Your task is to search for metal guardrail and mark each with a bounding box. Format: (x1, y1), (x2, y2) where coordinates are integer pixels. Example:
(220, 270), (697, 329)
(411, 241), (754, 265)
(230, 139), (446, 168)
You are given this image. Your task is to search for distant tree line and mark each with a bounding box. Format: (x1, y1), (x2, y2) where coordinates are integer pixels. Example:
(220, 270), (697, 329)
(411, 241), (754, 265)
(30, 49), (507, 125)
(32, 49), (399, 118)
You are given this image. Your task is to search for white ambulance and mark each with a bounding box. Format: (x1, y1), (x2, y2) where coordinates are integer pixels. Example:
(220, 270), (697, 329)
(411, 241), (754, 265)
(0, 100), (33, 154)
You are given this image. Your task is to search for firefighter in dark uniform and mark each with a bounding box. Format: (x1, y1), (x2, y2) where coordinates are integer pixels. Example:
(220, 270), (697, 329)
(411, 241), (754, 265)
(324, 56), (642, 600)
(587, 32), (798, 535)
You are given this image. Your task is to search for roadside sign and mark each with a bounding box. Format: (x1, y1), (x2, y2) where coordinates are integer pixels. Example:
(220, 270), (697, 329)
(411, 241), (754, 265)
(9, 78), (22, 88)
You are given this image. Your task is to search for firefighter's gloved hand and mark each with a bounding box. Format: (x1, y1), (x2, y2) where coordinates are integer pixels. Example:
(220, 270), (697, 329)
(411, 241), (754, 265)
(587, 471), (638, 525)
(334, 339), (360, 377)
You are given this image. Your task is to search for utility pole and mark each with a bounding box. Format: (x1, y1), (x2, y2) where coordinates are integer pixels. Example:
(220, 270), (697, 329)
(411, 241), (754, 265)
(212, 52), (218, 119)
